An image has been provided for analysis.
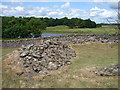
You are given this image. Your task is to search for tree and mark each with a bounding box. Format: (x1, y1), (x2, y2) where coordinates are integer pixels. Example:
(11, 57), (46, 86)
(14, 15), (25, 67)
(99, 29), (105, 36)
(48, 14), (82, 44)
(61, 17), (69, 25)
(2, 16), (46, 38)
(27, 18), (46, 37)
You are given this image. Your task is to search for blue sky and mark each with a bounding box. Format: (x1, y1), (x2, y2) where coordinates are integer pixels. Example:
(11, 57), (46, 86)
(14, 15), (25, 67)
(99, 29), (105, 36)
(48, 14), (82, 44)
(2, 2), (111, 10)
(0, 1), (119, 23)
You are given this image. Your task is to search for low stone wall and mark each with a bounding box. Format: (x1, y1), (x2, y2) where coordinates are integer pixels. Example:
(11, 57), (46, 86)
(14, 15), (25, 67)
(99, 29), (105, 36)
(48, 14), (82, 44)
(1, 34), (119, 49)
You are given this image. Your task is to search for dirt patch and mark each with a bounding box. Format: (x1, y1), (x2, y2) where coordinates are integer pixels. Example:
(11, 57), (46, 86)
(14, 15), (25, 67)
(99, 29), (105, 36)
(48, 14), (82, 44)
(3, 50), (24, 76)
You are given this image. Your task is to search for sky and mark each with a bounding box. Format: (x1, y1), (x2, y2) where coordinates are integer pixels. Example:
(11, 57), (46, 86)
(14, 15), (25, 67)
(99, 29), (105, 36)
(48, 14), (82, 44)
(0, 0), (119, 23)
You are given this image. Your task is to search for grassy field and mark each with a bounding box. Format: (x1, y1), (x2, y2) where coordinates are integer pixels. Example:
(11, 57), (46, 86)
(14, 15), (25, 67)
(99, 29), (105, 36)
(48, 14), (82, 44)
(43, 25), (118, 34)
(2, 43), (118, 88)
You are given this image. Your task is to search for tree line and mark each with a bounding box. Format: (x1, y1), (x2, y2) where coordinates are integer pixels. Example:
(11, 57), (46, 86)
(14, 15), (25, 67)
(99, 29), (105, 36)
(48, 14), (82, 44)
(2, 16), (97, 38)
(40, 17), (97, 28)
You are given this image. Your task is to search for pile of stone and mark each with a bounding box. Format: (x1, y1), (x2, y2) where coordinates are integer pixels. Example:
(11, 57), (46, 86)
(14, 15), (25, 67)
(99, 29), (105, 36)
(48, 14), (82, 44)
(19, 40), (76, 75)
(2, 34), (119, 49)
(94, 64), (120, 76)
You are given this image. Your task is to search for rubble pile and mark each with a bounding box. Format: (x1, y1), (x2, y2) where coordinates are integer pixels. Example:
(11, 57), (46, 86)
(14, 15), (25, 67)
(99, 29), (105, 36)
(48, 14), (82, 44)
(19, 40), (76, 75)
(94, 64), (120, 76)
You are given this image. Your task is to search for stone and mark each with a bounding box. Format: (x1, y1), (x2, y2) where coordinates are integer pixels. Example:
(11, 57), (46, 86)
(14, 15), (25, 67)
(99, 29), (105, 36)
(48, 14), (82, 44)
(66, 61), (72, 65)
(20, 51), (29, 57)
(47, 62), (58, 70)
(27, 44), (34, 50)
(18, 40), (76, 76)
(94, 64), (120, 76)
(44, 40), (51, 45)
(32, 53), (41, 58)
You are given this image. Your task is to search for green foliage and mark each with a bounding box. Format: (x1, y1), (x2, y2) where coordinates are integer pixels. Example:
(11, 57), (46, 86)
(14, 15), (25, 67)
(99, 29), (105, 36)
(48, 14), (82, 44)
(39, 17), (97, 28)
(2, 16), (46, 38)
(96, 24), (102, 28)
(27, 18), (46, 37)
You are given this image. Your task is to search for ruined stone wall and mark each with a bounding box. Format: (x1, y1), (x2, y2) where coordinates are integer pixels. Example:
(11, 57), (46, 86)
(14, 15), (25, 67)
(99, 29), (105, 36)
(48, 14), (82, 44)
(1, 34), (119, 49)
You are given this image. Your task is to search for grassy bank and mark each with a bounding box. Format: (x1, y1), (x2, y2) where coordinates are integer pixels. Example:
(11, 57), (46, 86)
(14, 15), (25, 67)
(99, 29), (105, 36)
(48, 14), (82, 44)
(2, 43), (118, 88)
(43, 25), (118, 34)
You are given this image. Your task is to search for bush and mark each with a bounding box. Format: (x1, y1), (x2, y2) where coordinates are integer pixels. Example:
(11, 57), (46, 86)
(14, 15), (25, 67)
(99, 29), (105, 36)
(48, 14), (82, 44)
(96, 24), (102, 28)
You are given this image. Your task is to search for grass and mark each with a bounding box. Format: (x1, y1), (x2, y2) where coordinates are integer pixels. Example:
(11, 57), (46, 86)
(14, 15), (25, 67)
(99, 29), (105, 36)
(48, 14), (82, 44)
(2, 43), (118, 88)
(43, 25), (119, 35)
(1, 38), (29, 40)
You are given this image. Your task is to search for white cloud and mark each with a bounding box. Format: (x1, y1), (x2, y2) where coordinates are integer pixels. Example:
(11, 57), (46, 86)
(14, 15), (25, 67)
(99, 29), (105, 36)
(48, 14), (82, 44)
(15, 6), (24, 11)
(90, 6), (116, 18)
(90, 6), (100, 11)
(90, 6), (118, 23)
(61, 2), (70, 9)
(53, 5), (59, 9)
(90, 7), (102, 17)
(99, 10), (114, 18)
(48, 11), (59, 17)
(0, 3), (87, 19)
(0, 4), (8, 9)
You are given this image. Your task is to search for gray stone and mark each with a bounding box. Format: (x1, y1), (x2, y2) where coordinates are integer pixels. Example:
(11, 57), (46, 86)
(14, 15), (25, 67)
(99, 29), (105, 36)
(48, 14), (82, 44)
(19, 40), (76, 75)
(47, 62), (58, 70)
(94, 64), (120, 76)
(20, 51), (29, 57)
(66, 61), (72, 65)
(32, 53), (41, 58)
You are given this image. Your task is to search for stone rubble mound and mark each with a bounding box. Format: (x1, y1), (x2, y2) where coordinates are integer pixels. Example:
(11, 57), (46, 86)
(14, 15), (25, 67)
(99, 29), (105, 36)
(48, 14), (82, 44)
(19, 40), (76, 75)
(94, 64), (120, 76)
